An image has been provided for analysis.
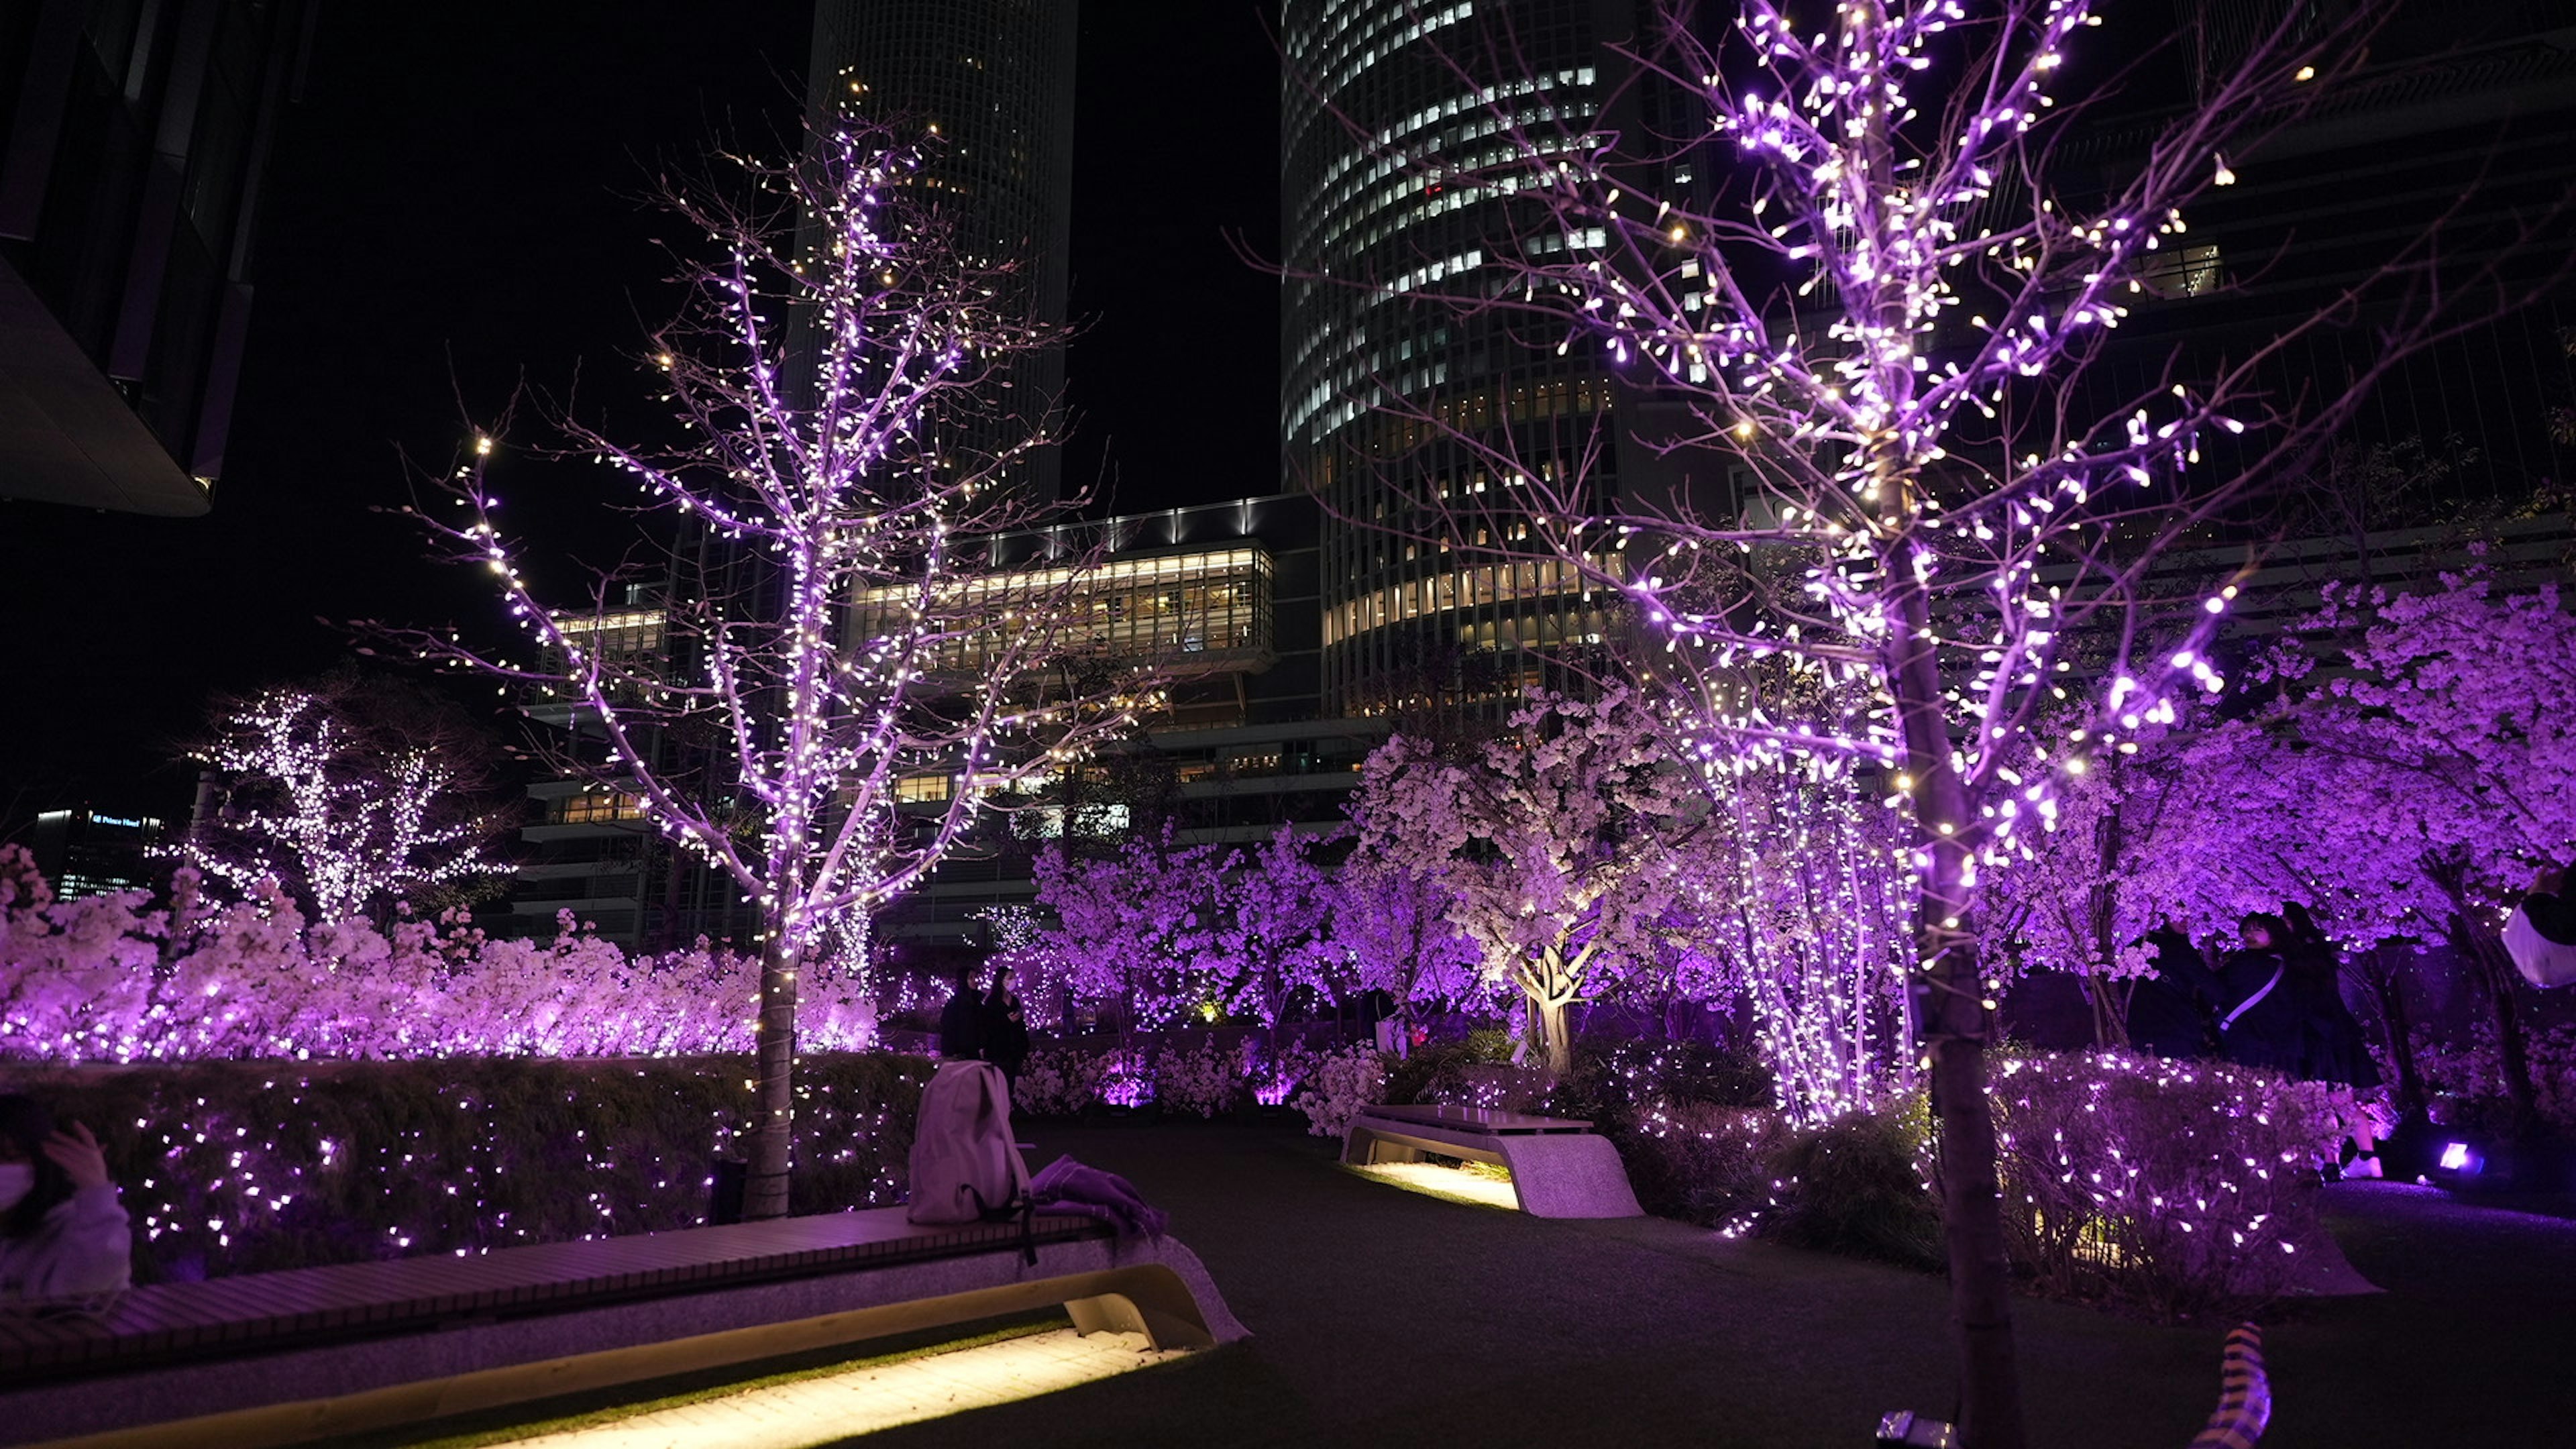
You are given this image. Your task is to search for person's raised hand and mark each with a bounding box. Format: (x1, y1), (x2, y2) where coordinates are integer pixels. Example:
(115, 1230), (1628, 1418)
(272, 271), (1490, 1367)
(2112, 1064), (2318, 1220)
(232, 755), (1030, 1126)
(42, 1122), (109, 1191)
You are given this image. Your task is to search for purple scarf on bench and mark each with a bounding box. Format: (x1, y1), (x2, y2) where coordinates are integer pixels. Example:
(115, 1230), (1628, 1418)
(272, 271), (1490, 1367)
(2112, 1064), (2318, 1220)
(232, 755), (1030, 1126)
(1030, 1155), (1169, 1240)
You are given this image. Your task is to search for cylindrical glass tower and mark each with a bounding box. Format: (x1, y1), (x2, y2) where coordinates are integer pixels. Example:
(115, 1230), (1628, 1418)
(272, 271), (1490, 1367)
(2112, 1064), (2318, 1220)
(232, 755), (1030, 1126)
(1281, 0), (1640, 716)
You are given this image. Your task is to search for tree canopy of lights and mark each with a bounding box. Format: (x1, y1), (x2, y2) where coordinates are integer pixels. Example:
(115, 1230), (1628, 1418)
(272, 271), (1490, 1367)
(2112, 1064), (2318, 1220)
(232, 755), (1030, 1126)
(396, 116), (1152, 1220)
(1350, 688), (1709, 1075)
(1300, 2), (2528, 1440)
(179, 683), (512, 926)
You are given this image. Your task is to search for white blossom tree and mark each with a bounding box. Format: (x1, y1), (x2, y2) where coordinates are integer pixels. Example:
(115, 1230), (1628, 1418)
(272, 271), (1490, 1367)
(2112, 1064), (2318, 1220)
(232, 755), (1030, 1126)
(1033, 826), (1229, 1036)
(1324, 849), (1491, 1026)
(1210, 826), (1339, 1049)
(1974, 703), (2208, 1047)
(1986, 573), (2576, 1125)
(1352, 688), (1707, 1073)
(396, 117), (1150, 1218)
(2186, 576), (2576, 1130)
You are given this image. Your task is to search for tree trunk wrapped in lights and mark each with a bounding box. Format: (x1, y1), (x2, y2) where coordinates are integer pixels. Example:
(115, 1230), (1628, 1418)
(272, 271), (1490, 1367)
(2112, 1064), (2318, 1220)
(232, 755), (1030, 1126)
(1694, 731), (1919, 1125)
(396, 116), (1150, 1220)
(1295, 2), (2535, 1440)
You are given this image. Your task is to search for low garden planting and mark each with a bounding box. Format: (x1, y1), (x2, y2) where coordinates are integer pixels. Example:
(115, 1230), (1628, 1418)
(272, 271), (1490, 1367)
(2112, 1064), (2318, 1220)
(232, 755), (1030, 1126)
(0, 1054), (923, 1283)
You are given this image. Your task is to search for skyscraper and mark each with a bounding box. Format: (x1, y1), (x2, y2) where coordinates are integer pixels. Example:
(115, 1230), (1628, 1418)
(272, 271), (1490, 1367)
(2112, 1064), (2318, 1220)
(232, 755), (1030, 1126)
(1281, 0), (1670, 716)
(810, 1), (1079, 504)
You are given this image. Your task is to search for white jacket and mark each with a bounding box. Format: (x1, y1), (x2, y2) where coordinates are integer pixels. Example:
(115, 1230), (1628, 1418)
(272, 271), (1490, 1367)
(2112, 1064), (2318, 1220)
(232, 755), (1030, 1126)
(0, 1185), (133, 1300)
(2506, 904), (2576, 989)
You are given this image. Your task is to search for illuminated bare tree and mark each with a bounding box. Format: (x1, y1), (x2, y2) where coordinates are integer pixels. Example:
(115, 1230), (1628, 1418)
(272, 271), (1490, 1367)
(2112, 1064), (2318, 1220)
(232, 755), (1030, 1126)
(397, 117), (1150, 1218)
(1300, 2), (2539, 1440)
(183, 681), (511, 924)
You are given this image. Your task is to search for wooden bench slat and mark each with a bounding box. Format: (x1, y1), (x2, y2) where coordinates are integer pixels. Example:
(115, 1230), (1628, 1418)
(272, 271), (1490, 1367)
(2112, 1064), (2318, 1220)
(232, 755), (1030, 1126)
(1357, 1104), (1595, 1133)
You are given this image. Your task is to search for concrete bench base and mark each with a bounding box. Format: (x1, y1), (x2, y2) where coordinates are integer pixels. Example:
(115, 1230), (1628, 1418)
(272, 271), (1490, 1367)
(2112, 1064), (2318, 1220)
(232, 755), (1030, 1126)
(4, 1216), (1243, 1449)
(1344, 1110), (1643, 1219)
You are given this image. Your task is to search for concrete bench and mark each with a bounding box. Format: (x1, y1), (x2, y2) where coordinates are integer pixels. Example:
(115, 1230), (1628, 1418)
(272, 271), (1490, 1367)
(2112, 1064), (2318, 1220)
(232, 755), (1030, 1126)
(0, 1206), (1245, 1449)
(1342, 1103), (1643, 1218)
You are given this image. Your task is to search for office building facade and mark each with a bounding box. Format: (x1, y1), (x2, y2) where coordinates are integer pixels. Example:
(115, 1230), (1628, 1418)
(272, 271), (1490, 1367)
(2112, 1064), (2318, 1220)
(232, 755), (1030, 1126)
(868, 490), (1391, 942)
(29, 805), (165, 898)
(1281, 0), (1693, 717)
(2074, 4), (2576, 529)
(492, 489), (1379, 949)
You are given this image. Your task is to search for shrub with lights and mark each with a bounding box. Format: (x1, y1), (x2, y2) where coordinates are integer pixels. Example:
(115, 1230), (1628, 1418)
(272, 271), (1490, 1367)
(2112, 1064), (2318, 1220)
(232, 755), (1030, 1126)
(1987, 1051), (2355, 1319)
(3, 1054), (925, 1285)
(1395, 1038), (2353, 1317)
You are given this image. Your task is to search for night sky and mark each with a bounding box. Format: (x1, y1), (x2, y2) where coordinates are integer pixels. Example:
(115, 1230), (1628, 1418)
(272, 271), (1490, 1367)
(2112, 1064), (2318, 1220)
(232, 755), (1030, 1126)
(1, 2), (1281, 835)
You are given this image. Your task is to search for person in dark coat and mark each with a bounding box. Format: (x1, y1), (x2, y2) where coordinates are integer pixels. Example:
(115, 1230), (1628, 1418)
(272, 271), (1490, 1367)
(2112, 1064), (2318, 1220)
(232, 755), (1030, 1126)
(936, 967), (983, 1061)
(2281, 903), (2383, 1089)
(2124, 920), (2220, 1059)
(2281, 902), (2387, 1176)
(979, 965), (1031, 1095)
(2215, 914), (2304, 1074)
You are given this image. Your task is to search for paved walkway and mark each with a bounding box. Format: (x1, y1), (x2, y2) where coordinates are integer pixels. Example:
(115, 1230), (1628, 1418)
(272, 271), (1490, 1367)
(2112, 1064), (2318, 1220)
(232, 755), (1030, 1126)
(459, 1126), (2575, 1449)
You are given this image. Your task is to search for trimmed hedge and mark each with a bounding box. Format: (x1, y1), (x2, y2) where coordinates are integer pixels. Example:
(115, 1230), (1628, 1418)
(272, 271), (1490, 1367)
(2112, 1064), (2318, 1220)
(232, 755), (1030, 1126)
(0, 1053), (928, 1283)
(1987, 1050), (2349, 1318)
(1603, 1094), (1943, 1269)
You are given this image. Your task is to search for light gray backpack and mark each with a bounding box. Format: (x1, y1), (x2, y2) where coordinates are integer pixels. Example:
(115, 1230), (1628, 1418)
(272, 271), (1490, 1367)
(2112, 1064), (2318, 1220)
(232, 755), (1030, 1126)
(906, 1060), (1032, 1226)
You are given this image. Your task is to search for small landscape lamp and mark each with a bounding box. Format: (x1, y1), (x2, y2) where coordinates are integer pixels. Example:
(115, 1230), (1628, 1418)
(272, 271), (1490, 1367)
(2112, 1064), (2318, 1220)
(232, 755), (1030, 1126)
(1875, 1410), (1955, 1447)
